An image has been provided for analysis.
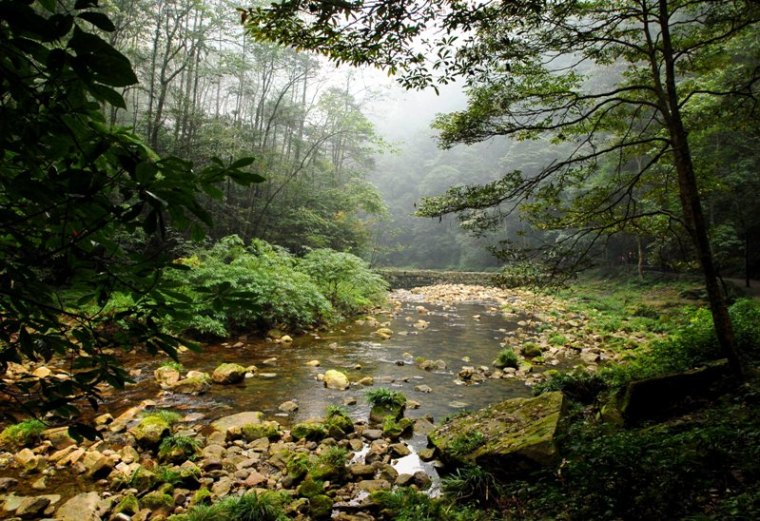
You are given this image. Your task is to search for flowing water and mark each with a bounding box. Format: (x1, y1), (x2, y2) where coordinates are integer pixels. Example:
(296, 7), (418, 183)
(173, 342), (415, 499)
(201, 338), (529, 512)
(107, 291), (537, 429)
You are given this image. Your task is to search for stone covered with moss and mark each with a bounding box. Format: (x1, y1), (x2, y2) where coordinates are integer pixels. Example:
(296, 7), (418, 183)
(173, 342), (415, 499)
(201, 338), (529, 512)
(428, 391), (566, 476)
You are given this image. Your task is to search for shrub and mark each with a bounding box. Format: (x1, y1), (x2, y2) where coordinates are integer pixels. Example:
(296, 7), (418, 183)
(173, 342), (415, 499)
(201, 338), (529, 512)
(0, 419), (46, 448)
(442, 464), (502, 506)
(366, 388), (407, 408)
(223, 492), (289, 521)
(158, 435), (202, 463)
(494, 347), (519, 369)
(164, 236), (333, 336)
(371, 488), (484, 521)
(297, 248), (387, 317)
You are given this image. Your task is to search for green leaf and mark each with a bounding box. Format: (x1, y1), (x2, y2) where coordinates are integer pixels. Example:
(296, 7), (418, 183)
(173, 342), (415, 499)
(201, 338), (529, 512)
(77, 11), (116, 32)
(90, 83), (127, 109)
(68, 26), (138, 87)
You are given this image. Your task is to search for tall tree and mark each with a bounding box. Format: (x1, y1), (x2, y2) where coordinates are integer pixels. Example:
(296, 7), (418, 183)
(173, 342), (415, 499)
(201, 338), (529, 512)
(244, 0), (760, 376)
(0, 0), (259, 422)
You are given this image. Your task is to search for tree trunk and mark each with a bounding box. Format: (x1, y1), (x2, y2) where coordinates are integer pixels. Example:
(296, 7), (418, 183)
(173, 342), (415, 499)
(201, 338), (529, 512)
(657, 0), (743, 377)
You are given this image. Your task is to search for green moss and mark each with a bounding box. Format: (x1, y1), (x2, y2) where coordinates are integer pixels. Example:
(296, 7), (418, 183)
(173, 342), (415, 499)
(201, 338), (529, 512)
(0, 419), (46, 448)
(141, 491), (174, 510)
(297, 477), (325, 498)
(309, 494), (333, 519)
(142, 409), (182, 425)
(522, 342), (543, 358)
(191, 488), (212, 506)
(114, 494), (139, 516)
(324, 406), (353, 436)
(241, 421), (281, 441)
(383, 417), (414, 439)
(291, 422), (327, 441)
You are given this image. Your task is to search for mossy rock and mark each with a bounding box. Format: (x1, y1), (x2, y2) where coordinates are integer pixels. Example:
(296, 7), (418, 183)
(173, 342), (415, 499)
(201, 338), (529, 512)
(211, 411), (263, 441)
(241, 421), (281, 441)
(291, 422), (327, 442)
(129, 416), (171, 449)
(309, 461), (345, 482)
(0, 420), (46, 448)
(369, 403), (405, 425)
(113, 494), (139, 516)
(309, 494), (334, 520)
(428, 391), (566, 477)
(383, 417), (414, 439)
(171, 373), (212, 395)
(297, 477), (325, 499)
(141, 491), (174, 511)
(191, 487), (211, 506)
(522, 343), (544, 358)
(211, 363), (247, 384)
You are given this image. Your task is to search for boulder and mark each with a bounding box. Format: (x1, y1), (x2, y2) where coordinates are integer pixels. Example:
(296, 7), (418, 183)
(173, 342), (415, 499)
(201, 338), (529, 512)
(324, 369), (350, 391)
(129, 416), (170, 449)
(211, 363), (246, 385)
(15, 495), (51, 518)
(171, 372), (211, 394)
(55, 491), (101, 521)
(154, 365), (181, 387)
(211, 411), (263, 441)
(618, 359), (731, 425)
(428, 391), (566, 476)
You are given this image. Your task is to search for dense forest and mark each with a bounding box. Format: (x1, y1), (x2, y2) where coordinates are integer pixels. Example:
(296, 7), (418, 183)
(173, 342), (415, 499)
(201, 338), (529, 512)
(1, 1), (760, 520)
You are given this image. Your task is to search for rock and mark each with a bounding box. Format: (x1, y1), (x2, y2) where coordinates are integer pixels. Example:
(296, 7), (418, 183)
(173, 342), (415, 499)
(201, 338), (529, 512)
(211, 476), (234, 497)
(32, 366), (52, 379)
(267, 328), (283, 340)
(618, 360), (731, 425)
(291, 422), (327, 442)
(324, 369), (350, 390)
(522, 343), (544, 358)
(129, 416), (170, 449)
(83, 452), (113, 479)
(14, 448), (42, 472)
(154, 365), (181, 387)
(278, 401), (299, 413)
(279, 334), (293, 344)
(242, 470), (267, 487)
(171, 373), (212, 394)
(361, 429), (383, 441)
(0, 478), (18, 492)
(343, 396), (358, 406)
(212, 363), (247, 384)
(356, 479), (391, 493)
(429, 391), (566, 476)
(306, 360), (321, 367)
(414, 384), (432, 393)
(419, 359), (447, 371)
(211, 411), (263, 441)
(413, 470), (432, 490)
(413, 418), (436, 437)
(309, 494), (333, 520)
(55, 491), (101, 521)
(348, 464), (375, 479)
(374, 328), (393, 340)
(354, 376), (374, 386)
(389, 443), (411, 457)
(241, 421), (281, 442)
(418, 448), (436, 461)
(15, 495), (51, 518)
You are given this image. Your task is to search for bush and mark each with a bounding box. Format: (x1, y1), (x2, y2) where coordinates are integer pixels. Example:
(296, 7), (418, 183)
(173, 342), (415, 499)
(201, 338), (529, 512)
(175, 491), (289, 521)
(442, 464), (502, 506)
(297, 248), (387, 317)
(158, 435), (202, 463)
(366, 388), (407, 408)
(494, 347), (519, 369)
(164, 236), (333, 336)
(371, 488), (484, 521)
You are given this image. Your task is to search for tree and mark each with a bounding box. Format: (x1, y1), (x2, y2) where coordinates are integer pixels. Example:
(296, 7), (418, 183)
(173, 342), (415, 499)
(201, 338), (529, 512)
(0, 0), (260, 424)
(244, 0), (760, 376)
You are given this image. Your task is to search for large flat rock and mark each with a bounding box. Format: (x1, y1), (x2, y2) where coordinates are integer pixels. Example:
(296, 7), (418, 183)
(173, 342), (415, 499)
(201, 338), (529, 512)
(211, 411), (263, 440)
(429, 391), (565, 476)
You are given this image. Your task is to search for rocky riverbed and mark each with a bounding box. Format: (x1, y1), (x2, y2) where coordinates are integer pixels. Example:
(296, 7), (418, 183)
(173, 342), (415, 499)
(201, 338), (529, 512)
(0, 284), (636, 520)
